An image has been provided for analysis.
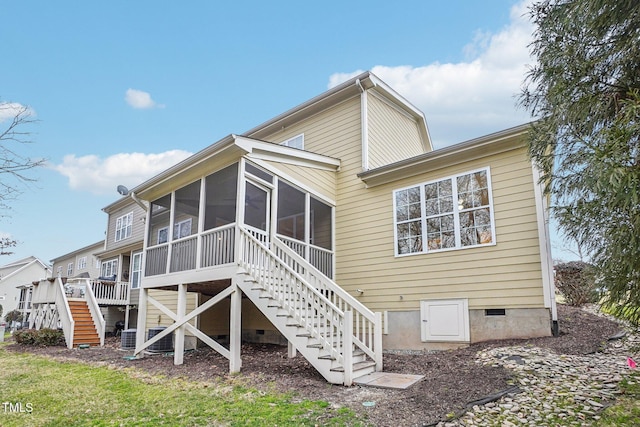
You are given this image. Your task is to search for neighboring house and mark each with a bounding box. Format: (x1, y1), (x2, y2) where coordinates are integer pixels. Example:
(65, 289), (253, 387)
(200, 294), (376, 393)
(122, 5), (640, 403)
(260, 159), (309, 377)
(50, 241), (103, 280)
(119, 71), (556, 385)
(0, 256), (51, 323)
(98, 196), (198, 335)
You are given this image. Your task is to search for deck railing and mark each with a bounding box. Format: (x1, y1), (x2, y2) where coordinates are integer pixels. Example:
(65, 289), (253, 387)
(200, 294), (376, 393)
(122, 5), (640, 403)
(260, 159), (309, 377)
(89, 280), (130, 306)
(201, 224), (235, 267)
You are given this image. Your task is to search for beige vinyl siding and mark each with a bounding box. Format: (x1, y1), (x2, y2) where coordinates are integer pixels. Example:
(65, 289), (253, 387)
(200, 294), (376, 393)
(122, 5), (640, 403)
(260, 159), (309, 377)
(51, 242), (103, 279)
(367, 92), (426, 169)
(333, 142), (545, 312)
(105, 202), (146, 251)
(260, 97), (362, 164)
(144, 289), (198, 330)
(261, 160), (337, 201)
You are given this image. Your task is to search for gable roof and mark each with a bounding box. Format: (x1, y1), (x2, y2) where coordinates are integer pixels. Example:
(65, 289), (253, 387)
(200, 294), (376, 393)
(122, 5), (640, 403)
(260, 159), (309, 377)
(357, 123), (531, 187)
(50, 241), (105, 263)
(244, 71), (432, 152)
(0, 256), (50, 282)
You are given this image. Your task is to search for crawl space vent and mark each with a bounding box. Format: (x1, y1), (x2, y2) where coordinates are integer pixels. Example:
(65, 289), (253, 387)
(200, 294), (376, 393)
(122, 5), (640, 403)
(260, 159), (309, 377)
(120, 329), (137, 350)
(147, 326), (173, 352)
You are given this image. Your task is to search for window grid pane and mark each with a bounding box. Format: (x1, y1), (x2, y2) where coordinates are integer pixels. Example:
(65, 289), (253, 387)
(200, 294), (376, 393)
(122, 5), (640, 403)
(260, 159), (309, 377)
(393, 168), (494, 255)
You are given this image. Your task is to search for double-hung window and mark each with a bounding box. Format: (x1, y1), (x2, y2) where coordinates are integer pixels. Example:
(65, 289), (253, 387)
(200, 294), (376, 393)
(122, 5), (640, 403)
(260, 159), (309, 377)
(77, 256), (87, 270)
(115, 212), (133, 242)
(394, 168), (495, 256)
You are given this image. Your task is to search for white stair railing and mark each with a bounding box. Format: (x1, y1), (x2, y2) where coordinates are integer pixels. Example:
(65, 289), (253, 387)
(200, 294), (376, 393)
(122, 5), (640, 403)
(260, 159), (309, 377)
(53, 278), (75, 349)
(272, 236), (382, 370)
(238, 226), (383, 376)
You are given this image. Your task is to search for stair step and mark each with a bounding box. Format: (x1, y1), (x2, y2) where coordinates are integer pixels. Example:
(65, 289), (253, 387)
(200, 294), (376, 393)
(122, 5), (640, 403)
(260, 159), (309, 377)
(330, 360), (377, 373)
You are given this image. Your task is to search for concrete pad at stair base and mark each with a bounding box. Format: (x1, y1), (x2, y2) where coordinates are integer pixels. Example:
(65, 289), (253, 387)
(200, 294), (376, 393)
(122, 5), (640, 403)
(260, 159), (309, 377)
(353, 372), (424, 389)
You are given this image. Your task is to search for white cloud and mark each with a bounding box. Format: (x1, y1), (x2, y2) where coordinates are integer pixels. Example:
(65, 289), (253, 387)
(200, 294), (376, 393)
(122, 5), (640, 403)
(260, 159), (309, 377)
(53, 150), (192, 195)
(0, 102), (35, 122)
(124, 88), (164, 109)
(329, 0), (535, 147)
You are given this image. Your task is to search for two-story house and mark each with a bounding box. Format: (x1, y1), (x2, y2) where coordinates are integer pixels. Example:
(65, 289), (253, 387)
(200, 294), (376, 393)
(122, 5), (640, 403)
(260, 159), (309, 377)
(26, 71), (556, 386)
(124, 71), (556, 385)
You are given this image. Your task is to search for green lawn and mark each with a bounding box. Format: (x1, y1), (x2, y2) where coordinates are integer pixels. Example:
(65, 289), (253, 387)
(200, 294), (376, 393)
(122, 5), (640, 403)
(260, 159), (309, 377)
(0, 345), (363, 426)
(596, 371), (640, 426)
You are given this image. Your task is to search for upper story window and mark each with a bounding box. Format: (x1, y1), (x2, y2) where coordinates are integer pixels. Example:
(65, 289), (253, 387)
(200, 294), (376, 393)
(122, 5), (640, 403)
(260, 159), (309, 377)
(393, 168), (495, 256)
(67, 262), (73, 277)
(115, 212), (133, 242)
(57, 266), (63, 276)
(281, 134), (304, 150)
(77, 256), (87, 270)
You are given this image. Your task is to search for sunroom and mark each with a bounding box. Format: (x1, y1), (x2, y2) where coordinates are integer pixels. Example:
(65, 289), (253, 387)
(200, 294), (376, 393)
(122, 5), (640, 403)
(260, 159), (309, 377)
(138, 136), (340, 289)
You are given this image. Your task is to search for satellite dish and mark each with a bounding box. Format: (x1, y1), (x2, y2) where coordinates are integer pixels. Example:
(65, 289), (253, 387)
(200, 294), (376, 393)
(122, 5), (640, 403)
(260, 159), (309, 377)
(117, 185), (129, 196)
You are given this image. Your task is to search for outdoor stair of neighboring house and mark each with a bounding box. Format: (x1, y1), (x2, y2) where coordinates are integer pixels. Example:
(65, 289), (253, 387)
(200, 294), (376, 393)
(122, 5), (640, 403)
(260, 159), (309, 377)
(68, 300), (100, 347)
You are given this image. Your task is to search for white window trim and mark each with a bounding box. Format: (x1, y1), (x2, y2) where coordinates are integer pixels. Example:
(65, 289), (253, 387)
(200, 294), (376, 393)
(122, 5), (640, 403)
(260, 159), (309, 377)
(393, 167), (496, 257)
(281, 133), (304, 150)
(67, 262), (73, 277)
(115, 212), (134, 242)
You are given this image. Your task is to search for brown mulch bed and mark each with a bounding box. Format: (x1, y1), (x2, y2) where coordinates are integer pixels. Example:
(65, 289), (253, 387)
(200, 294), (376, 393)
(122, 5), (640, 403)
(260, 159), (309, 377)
(6, 304), (624, 426)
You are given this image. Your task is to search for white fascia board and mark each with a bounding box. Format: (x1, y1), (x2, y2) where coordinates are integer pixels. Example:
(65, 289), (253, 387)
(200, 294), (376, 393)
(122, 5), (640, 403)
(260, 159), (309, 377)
(234, 135), (341, 172)
(368, 73), (433, 152)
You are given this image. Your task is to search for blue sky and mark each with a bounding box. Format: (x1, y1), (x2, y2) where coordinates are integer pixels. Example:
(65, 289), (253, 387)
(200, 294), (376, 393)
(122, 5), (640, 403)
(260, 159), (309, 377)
(0, 0), (575, 264)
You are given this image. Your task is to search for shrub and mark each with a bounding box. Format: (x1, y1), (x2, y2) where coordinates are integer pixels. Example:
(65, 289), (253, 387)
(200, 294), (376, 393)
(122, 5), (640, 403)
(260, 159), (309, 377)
(35, 328), (65, 346)
(554, 261), (599, 306)
(13, 329), (38, 345)
(13, 328), (65, 346)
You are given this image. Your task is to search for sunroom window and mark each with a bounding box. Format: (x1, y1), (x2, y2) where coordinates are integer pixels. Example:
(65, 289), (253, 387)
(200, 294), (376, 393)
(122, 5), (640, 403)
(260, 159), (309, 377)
(394, 168), (495, 256)
(173, 180), (200, 240)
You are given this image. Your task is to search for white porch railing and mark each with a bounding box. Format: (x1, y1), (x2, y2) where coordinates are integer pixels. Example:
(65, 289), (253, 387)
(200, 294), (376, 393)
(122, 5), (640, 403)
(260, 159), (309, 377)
(276, 234), (334, 278)
(144, 223), (332, 279)
(238, 227), (382, 378)
(89, 280), (130, 305)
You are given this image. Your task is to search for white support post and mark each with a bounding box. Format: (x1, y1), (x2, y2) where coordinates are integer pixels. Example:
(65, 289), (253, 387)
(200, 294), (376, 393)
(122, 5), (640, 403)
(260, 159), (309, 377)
(287, 341), (297, 358)
(135, 287), (148, 359)
(124, 305), (130, 330)
(374, 311), (383, 371)
(174, 283), (187, 366)
(229, 281), (242, 373)
(343, 310), (353, 386)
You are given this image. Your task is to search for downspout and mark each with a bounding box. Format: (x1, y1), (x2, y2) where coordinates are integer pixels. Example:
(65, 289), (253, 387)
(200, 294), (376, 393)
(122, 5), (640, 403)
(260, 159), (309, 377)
(356, 79), (369, 171)
(129, 192), (148, 212)
(532, 161), (559, 336)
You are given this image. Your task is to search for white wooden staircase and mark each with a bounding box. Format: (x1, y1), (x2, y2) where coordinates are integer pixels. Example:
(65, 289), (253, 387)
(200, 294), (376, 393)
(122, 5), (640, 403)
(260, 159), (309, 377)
(237, 227), (383, 385)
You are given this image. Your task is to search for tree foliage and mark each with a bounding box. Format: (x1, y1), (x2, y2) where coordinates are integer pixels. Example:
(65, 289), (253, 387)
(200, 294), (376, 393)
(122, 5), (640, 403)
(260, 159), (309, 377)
(521, 0), (640, 323)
